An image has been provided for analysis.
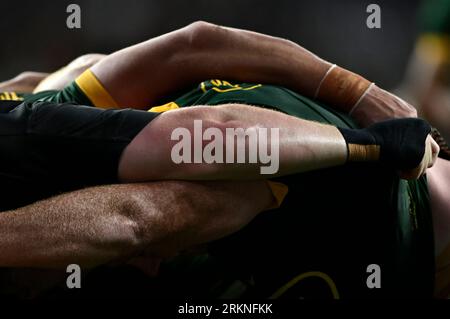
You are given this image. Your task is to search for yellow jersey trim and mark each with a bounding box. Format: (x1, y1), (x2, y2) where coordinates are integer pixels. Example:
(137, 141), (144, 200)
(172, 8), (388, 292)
(211, 84), (262, 93)
(200, 82), (207, 93)
(75, 69), (118, 109)
(148, 101), (180, 113)
(266, 181), (289, 210)
(270, 271), (340, 299)
(0, 92), (22, 101)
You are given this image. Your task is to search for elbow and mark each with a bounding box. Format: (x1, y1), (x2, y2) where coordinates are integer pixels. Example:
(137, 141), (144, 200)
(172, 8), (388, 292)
(106, 195), (146, 255)
(129, 182), (207, 255)
(182, 20), (222, 49)
(115, 184), (202, 247)
(156, 21), (220, 69)
(68, 53), (105, 70)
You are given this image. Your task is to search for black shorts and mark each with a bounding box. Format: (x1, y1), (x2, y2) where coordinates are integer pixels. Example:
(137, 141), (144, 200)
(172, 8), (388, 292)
(0, 101), (159, 210)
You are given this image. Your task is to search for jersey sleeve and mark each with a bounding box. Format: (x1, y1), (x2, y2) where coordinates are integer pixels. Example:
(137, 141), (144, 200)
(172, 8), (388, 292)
(0, 101), (159, 210)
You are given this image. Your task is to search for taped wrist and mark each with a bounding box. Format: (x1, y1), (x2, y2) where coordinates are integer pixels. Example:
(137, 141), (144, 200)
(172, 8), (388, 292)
(338, 118), (431, 170)
(315, 65), (372, 113)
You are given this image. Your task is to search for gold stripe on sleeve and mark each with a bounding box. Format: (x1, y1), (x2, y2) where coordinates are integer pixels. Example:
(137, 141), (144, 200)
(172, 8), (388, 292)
(75, 69), (119, 108)
(148, 102), (180, 113)
(266, 181), (289, 210)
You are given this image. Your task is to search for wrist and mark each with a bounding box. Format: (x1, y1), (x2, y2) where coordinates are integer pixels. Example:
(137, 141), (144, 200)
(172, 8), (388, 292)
(337, 127), (380, 163)
(314, 65), (373, 113)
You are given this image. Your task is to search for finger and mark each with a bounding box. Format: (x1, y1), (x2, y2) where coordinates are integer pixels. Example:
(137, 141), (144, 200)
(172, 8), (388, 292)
(424, 135), (439, 168)
(430, 136), (440, 166)
(424, 136), (434, 168)
(396, 134), (437, 179)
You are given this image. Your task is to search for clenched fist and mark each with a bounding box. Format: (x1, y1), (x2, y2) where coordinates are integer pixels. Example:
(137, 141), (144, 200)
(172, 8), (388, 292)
(338, 118), (439, 180)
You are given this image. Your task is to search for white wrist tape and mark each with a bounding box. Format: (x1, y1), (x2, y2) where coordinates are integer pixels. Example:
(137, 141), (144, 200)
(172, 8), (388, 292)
(349, 82), (375, 116)
(314, 64), (337, 99)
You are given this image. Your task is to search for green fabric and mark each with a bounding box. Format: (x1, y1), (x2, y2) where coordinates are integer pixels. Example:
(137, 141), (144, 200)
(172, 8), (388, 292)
(22, 81), (92, 106)
(175, 80), (358, 128)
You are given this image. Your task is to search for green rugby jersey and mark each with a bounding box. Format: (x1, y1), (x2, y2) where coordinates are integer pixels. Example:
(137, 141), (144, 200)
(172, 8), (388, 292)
(0, 78), (94, 108)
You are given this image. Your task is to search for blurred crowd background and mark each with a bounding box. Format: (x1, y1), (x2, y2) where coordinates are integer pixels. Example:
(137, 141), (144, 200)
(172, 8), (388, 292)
(1, 0), (420, 89)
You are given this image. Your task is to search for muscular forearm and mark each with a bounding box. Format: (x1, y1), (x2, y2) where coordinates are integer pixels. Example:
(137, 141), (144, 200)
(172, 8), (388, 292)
(91, 21), (356, 109)
(33, 54), (106, 92)
(119, 104), (348, 181)
(175, 23), (331, 99)
(168, 22), (371, 110)
(135, 180), (273, 256)
(120, 103), (435, 182)
(0, 185), (140, 268)
(175, 23), (416, 124)
(178, 23), (417, 124)
(0, 181), (271, 268)
(89, 22), (415, 126)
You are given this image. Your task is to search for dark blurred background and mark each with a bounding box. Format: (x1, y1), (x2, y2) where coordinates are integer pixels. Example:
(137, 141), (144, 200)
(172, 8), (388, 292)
(0, 0), (421, 89)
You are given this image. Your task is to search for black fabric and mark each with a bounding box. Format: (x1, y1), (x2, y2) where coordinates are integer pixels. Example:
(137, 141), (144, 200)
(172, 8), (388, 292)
(207, 167), (434, 299)
(0, 101), (159, 210)
(0, 100), (23, 113)
(338, 118), (431, 169)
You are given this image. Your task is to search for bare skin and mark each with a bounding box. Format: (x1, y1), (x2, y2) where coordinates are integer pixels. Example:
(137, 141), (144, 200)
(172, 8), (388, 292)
(119, 104), (348, 181)
(0, 72), (48, 93)
(427, 158), (450, 255)
(89, 21), (417, 127)
(0, 55), (105, 94)
(118, 103), (438, 182)
(428, 158), (450, 298)
(0, 181), (273, 268)
(33, 54), (105, 92)
(0, 180), (273, 298)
